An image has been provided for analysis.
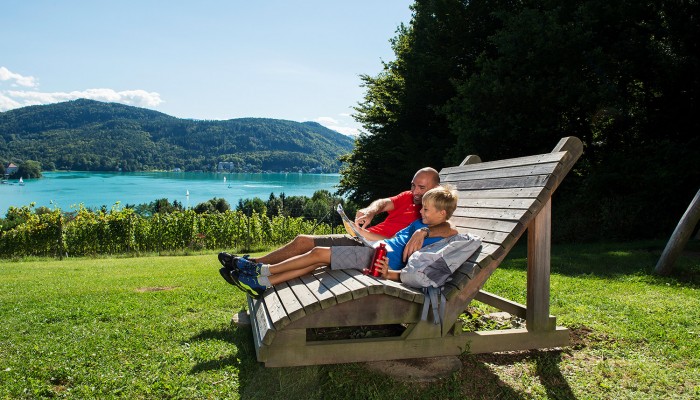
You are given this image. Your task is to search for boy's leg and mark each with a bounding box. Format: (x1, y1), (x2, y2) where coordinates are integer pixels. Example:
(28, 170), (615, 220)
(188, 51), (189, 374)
(269, 263), (325, 286)
(268, 247), (331, 275)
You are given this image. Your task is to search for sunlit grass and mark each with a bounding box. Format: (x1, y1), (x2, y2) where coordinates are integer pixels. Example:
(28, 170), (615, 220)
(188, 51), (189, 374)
(0, 240), (698, 399)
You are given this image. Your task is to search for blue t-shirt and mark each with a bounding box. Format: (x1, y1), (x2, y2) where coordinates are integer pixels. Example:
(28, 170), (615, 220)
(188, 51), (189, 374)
(384, 219), (443, 270)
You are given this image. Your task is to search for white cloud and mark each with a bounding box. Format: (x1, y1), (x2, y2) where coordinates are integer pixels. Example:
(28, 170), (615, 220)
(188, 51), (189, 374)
(315, 116), (359, 136)
(0, 93), (21, 110)
(0, 67), (163, 112)
(316, 116), (339, 125)
(0, 66), (38, 88)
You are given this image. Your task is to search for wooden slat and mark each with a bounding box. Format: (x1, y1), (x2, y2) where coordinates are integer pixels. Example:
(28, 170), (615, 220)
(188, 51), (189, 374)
(442, 162), (559, 183)
(250, 296), (277, 345)
(451, 175), (549, 190)
(284, 294), (422, 330)
(452, 207), (529, 221)
(326, 269), (369, 299)
(382, 278), (423, 303)
(451, 216), (519, 233)
(261, 290), (290, 330)
(274, 282), (305, 323)
(455, 227), (511, 246)
(313, 270), (354, 304)
(440, 152), (566, 175)
(286, 277), (323, 315)
(298, 273), (337, 309)
(343, 269), (386, 295)
(452, 187), (543, 199)
(457, 197), (538, 209)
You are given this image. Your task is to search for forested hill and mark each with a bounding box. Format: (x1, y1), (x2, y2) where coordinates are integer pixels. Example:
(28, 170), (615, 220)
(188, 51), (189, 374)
(0, 99), (355, 172)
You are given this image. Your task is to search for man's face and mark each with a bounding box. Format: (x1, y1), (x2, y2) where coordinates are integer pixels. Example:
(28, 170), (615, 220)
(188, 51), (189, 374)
(410, 172), (437, 205)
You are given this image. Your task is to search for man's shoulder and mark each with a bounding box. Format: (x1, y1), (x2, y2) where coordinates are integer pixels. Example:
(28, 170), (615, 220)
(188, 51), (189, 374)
(389, 191), (413, 204)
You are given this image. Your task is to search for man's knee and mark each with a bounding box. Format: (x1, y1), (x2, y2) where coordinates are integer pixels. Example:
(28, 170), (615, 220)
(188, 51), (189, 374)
(292, 235), (315, 251)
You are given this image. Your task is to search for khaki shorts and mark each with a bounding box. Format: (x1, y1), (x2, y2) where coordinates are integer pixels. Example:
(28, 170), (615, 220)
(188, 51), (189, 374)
(330, 246), (374, 270)
(312, 234), (363, 247)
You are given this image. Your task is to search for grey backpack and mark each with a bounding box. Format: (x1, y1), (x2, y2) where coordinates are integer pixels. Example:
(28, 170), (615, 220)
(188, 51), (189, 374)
(399, 233), (482, 326)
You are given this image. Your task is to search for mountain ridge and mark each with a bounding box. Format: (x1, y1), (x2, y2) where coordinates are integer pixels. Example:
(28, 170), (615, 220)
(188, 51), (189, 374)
(0, 99), (355, 173)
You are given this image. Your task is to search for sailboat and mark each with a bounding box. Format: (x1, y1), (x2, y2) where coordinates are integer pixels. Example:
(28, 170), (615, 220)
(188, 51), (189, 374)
(18, 177), (25, 186)
(186, 189), (190, 197)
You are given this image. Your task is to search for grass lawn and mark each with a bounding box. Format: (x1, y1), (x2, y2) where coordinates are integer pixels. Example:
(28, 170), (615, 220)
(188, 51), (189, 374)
(1, 240), (698, 399)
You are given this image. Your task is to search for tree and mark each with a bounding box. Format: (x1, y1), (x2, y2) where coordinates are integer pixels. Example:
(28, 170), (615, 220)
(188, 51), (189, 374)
(15, 160), (42, 179)
(341, 0), (511, 204)
(195, 197), (231, 214)
(235, 198), (266, 217)
(342, 0), (699, 241)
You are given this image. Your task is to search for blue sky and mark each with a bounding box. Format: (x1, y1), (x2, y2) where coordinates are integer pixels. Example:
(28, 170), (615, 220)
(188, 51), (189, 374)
(0, 1), (413, 135)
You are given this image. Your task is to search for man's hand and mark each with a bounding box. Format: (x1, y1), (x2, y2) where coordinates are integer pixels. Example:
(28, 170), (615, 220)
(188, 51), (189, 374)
(354, 208), (376, 229)
(403, 228), (428, 261)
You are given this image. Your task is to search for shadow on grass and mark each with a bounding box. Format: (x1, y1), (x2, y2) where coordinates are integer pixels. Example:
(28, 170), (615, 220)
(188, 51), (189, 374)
(187, 314), (256, 375)
(468, 349), (576, 400)
(497, 240), (700, 287)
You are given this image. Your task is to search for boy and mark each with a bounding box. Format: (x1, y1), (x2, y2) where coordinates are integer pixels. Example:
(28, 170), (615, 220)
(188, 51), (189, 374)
(220, 185), (459, 298)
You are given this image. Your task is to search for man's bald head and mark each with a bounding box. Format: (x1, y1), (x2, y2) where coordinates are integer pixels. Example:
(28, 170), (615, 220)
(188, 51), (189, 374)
(410, 167), (440, 205)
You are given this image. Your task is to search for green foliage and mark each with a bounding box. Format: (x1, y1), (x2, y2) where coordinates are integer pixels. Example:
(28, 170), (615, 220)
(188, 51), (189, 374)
(0, 99), (354, 173)
(345, 0), (699, 241)
(14, 159), (42, 179)
(194, 197), (230, 214)
(236, 197), (267, 217)
(0, 202), (338, 258)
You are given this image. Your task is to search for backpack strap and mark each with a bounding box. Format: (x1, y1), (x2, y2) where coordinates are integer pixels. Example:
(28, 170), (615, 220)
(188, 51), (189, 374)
(421, 287), (447, 328)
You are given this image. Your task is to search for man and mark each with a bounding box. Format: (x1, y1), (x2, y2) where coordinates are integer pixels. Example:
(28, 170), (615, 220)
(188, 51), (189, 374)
(219, 167), (453, 267)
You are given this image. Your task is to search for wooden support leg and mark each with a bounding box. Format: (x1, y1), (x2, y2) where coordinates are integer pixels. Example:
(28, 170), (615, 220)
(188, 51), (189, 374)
(527, 199), (552, 331)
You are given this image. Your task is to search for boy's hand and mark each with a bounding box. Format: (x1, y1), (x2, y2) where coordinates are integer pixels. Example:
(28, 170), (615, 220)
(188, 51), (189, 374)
(403, 228), (428, 261)
(376, 256), (390, 279)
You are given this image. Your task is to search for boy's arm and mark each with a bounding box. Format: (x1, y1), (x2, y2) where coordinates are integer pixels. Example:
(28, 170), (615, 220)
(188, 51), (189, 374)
(375, 257), (401, 281)
(402, 221), (458, 261)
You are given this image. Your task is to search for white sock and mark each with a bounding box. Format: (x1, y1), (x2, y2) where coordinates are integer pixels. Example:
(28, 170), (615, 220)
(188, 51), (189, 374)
(258, 275), (272, 287)
(260, 264), (271, 276)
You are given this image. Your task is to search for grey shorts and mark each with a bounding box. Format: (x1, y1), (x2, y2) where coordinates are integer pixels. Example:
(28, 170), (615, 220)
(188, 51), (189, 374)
(330, 246), (374, 271)
(312, 234), (363, 247)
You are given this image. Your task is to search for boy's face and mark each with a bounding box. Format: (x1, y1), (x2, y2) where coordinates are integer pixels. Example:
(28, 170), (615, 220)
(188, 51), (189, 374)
(420, 200), (447, 226)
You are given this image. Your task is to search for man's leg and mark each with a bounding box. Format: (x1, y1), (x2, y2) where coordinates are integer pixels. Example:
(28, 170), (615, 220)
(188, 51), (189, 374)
(254, 235), (316, 264)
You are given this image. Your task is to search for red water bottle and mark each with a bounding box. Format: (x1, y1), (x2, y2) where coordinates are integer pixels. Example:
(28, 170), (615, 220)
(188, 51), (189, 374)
(364, 243), (387, 277)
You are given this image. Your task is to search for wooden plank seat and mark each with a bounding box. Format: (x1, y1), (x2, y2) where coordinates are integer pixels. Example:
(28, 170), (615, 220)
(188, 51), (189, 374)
(244, 136), (583, 367)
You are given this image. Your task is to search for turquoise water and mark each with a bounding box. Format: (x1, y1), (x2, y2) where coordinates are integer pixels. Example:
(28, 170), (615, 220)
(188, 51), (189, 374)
(0, 171), (341, 215)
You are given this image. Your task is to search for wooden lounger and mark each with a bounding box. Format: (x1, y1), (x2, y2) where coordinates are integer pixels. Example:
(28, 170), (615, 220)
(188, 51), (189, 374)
(244, 136), (583, 367)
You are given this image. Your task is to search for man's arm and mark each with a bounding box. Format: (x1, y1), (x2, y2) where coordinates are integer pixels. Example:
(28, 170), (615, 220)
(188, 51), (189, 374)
(354, 197), (394, 229)
(401, 221), (458, 261)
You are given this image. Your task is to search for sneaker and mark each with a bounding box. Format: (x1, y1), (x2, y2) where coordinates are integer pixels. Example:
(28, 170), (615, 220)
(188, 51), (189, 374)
(236, 256), (264, 276)
(237, 274), (267, 298)
(218, 252), (238, 270)
(219, 267), (244, 290)
(219, 267), (266, 299)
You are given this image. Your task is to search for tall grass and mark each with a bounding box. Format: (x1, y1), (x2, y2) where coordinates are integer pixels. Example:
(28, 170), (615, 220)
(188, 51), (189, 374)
(0, 240), (698, 399)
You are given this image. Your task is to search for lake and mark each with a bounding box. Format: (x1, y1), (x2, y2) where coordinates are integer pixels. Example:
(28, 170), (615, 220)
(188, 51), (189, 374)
(0, 171), (341, 215)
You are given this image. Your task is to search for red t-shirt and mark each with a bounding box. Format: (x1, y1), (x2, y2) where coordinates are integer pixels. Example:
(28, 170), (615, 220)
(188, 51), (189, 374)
(367, 191), (420, 238)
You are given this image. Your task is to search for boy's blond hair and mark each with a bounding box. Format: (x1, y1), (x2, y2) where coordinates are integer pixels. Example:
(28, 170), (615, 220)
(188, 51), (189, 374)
(422, 185), (458, 219)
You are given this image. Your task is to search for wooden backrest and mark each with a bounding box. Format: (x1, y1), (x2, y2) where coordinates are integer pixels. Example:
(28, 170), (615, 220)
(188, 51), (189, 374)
(438, 137), (583, 322)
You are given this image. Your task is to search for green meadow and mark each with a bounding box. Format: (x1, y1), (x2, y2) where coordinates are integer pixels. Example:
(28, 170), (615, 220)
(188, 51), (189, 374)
(1, 240), (698, 399)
